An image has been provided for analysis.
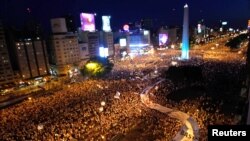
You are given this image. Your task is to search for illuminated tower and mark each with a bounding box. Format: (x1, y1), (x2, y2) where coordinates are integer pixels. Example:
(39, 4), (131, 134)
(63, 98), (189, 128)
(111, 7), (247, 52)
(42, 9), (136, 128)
(181, 4), (189, 60)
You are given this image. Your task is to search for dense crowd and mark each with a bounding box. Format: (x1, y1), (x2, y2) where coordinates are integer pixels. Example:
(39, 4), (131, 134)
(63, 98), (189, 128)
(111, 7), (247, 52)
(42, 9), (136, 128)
(0, 45), (247, 141)
(0, 77), (180, 141)
(148, 59), (246, 141)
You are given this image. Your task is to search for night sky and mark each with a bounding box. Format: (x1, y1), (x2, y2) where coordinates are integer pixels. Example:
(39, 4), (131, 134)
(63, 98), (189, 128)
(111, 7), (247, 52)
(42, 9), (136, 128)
(0, 0), (249, 32)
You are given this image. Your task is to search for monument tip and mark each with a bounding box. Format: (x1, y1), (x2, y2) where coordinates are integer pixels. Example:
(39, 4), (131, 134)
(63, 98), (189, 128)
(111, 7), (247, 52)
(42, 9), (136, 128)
(184, 4), (188, 8)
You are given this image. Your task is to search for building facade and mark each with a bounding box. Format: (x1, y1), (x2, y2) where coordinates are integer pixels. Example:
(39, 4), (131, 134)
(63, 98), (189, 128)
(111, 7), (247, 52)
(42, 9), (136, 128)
(114, 29), (151, 56)
(50, 34), (80, 65)
(0, 22), (16, 86)
(50, 18), (81, 74)
(78, 30), (100, 58)
(99, 31), (114, 56)
(79, 42), (89, 60)
(15, 38), (49, 79)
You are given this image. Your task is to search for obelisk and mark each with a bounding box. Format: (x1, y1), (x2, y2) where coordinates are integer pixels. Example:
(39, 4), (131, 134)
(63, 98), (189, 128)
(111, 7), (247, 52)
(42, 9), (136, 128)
(181, 4), (189, 60)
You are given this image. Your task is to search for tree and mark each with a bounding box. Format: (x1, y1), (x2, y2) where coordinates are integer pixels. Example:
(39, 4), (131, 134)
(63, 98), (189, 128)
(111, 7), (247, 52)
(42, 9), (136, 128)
(225, 33), (248, 49)
(80, 57), (113, 77)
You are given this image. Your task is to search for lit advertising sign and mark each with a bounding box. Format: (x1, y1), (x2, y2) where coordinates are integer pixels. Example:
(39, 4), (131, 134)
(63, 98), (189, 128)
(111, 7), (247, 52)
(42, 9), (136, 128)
(102, 16), (111, 32)
(80, 13), (95, 32)
(99, 47), (109, 57)
(144, 30), (149, 35)
(119, 38), (127, 47)
(197, 24), (202, 33)
(159, 34), (168, 45)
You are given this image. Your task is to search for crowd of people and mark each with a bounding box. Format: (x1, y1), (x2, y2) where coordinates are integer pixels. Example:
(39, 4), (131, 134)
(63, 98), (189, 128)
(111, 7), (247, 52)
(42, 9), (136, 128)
(148, 59), (246, 141)
(0, 44), (248, 141)
(0, 75), (179, 141)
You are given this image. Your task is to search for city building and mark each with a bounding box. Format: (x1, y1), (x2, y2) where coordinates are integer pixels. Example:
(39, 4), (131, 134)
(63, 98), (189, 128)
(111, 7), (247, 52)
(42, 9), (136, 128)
(4, 21), (49, 80)
(100, 15), (114, 57)
(15, 38), (49, 79)
(50, 18), (80, 74)
(78, 42), (89, 60)
(167, 27), (178, 44)
(99, 31), (114, 56)
(78, 29), (100, 58)
(128, 29), (151, 55)
(87, 32), (100, 57)
(50, 33), (80, 74)
(194, 23), (212, 44)
(114, 43), (121, 58)
(0, 22), (17, 87)
(114, 29), (151, 57)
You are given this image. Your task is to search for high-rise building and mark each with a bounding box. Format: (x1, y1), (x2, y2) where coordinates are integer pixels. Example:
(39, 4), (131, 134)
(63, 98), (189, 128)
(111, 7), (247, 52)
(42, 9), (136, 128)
(50, 35), (80, 76)
(99, 31), (114, 56)
(78, 42), (89, 60)
(181, 4), (189, 60)
(50, 18), (81, 74)
(87, 32), (100, 57)
(0, 22), (16, 86)
(167, 27), (178, 44)
(78, 29), (100, 58)
(4, 20), (49, 80)
(15, 38), (49, 79)
(50, 34), (80, 65)
(114, 29), (150, 56)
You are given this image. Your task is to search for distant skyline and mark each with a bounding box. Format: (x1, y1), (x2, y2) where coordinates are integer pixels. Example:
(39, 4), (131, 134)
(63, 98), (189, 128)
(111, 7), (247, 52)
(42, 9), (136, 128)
(0, 0), (249, 32)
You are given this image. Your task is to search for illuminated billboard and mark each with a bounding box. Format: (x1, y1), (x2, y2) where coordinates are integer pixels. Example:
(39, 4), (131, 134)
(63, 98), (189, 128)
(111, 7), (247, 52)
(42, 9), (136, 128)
(144, 30), (149, 35)
(99, 47), (109, 57)
(102, 16), (111, 32)
(80, 13), (95, 32)
(119, 38), (127, 47)
(159, 34), (168, 45)
(197, 24), (202, 33)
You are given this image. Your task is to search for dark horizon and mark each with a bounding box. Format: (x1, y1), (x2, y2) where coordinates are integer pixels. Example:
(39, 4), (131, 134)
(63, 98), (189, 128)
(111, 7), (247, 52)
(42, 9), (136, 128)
(0, 0), (249, 32)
